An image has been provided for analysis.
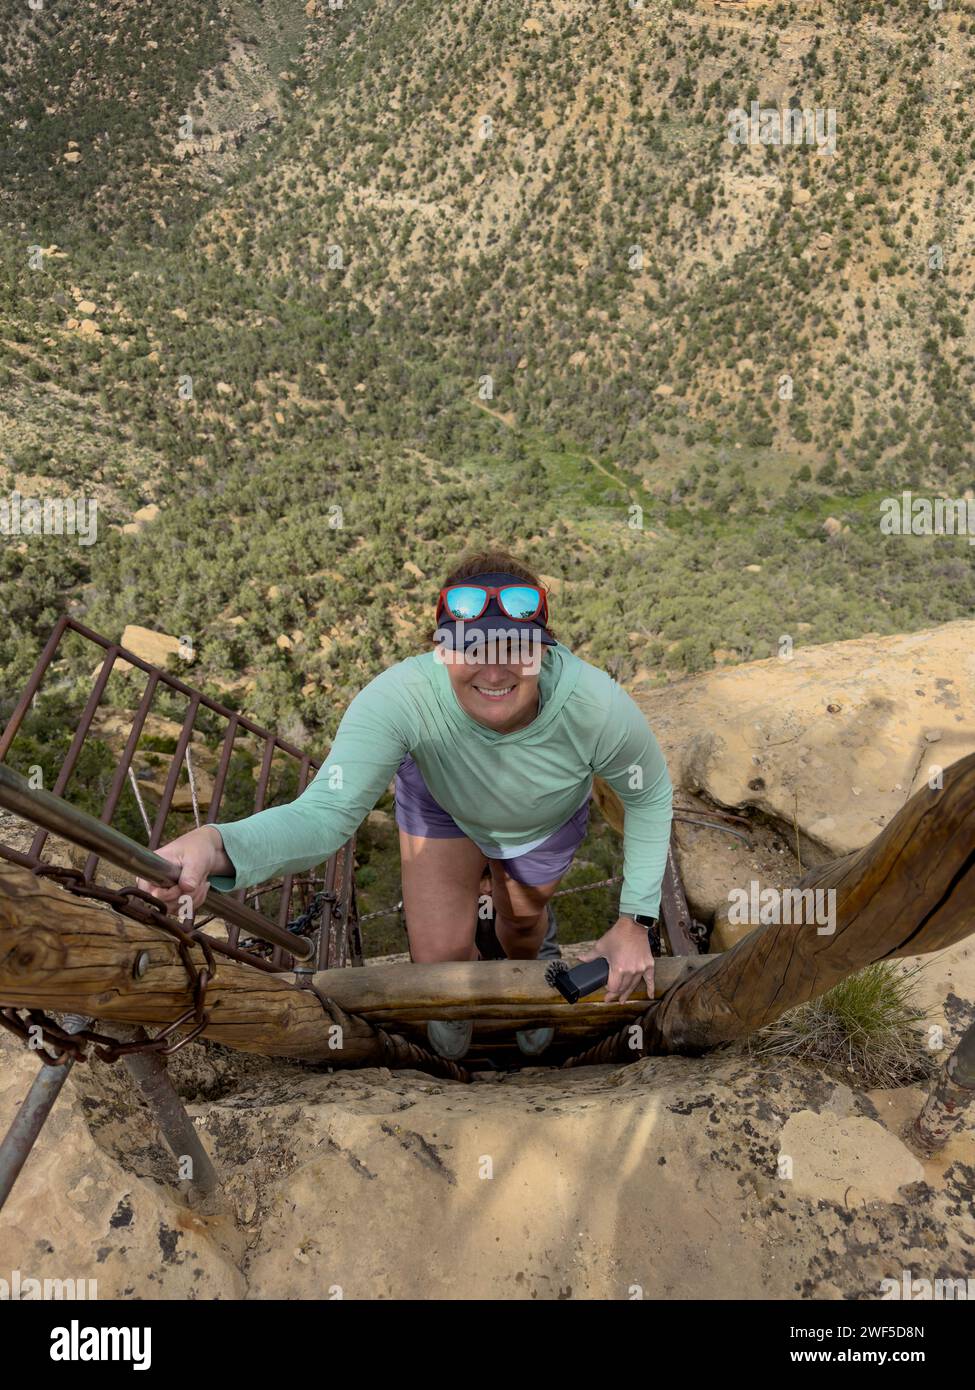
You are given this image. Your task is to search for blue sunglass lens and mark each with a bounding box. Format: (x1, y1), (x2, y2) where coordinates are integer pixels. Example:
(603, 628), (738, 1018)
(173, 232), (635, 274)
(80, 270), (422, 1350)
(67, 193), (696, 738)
(445, 586), (486, 619)
(499, 586), (540, 619)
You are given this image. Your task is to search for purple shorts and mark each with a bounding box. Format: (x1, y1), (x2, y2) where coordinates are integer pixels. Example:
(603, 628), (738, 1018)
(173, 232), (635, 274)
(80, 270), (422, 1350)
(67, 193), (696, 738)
(393, 754), (590, 887)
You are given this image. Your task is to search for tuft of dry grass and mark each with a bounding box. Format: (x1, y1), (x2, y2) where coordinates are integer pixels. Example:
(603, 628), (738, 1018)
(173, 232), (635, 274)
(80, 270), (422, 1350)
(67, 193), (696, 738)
(748, 961), (934, 1089)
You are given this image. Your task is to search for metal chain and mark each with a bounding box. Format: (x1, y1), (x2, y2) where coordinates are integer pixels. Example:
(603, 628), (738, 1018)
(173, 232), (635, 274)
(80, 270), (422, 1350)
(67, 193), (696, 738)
(688, 917), (710, 948)
(237, 888), (339, 958)
(549, 874), (622, 898)
(29, 863), (177, 928)
(286, 889), (338, 936)
(360, 899), (404, 923)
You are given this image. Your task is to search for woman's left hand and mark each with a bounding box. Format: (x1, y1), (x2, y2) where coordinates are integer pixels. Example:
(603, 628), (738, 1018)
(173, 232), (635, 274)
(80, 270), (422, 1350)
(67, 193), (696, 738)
(577, 916), (655, 1004)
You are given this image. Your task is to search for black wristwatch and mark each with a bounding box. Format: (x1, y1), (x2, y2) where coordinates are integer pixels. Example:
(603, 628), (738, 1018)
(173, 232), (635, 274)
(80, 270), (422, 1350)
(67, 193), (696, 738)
(627, 912), (661, 957)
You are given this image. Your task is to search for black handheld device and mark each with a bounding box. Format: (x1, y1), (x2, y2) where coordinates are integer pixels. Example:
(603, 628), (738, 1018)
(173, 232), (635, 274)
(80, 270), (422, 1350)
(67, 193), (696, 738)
(545, 957), (610, 1004)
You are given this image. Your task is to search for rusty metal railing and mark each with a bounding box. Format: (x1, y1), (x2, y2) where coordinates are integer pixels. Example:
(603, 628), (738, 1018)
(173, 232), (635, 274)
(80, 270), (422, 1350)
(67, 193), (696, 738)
(0, 616), (362, 973)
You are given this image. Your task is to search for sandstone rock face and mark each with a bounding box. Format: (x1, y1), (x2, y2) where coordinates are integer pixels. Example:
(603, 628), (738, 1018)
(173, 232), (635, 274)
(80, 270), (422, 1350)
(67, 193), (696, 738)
(116, 625), (184, 670)
(779, 1111), (923, 1204)
(634, 619), (975, 857)
(120, 505), (160, 536)
(2, 951), (972, 1300)
(86, 709), (216, 814)
(0, 1039), (244, 1299)
(674, 806), (796, 936)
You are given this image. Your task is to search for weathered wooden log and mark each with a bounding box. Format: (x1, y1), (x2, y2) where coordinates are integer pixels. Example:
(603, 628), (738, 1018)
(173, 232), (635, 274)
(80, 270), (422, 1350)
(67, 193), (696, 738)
(0, 864), (380, 1064)
(305, 954), (708, 1026)
(5, 750), (973, 1071)
(574, 750), (975, 1064)
(0, 864), (711, 1062)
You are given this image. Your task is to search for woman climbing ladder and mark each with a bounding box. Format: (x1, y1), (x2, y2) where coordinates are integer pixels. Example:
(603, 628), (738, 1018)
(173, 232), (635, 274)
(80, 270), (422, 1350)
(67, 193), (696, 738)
(138, 548), (674, 1060)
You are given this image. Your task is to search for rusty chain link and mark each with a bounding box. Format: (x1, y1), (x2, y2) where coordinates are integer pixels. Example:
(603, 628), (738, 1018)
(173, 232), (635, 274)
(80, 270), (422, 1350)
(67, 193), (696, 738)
(238, 887), (339, 958)
(28, 863), (182, 928)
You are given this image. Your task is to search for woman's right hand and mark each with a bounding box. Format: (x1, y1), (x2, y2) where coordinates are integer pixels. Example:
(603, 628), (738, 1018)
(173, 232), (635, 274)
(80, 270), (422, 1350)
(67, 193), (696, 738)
(135, 825), (232, 912)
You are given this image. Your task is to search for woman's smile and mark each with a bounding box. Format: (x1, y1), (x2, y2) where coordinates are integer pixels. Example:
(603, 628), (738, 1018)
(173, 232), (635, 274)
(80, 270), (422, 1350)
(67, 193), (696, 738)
(472, 682), (515, 700)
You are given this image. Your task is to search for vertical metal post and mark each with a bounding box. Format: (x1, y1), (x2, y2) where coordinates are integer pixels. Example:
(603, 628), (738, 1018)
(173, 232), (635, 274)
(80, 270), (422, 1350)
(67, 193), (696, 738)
(909, 1019), (975, 1154)
(0, 1014), (90, 1212)
(658, 828), (698, 955)
(111, 1028), (220, 1199)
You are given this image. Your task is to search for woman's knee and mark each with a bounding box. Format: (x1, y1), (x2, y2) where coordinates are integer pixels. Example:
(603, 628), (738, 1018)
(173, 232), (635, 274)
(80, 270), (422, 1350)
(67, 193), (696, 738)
(409, 937), (479, 964)
(490, 869), (557, 919)
(493, 902), (547, 934)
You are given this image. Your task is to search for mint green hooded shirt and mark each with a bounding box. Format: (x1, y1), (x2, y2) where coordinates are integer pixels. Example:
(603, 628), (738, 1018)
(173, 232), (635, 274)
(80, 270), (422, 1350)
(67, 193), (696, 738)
(211, 641), (673, 918)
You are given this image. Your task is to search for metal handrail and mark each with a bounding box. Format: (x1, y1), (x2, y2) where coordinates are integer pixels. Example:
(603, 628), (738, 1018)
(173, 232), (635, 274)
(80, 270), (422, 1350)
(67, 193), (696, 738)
(0, 764), (314, 961)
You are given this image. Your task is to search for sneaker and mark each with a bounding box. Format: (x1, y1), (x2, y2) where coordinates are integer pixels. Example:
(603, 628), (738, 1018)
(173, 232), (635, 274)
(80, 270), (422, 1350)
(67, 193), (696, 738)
(515, 1026), (555, 1057)
(425, 1019), (474, 1060)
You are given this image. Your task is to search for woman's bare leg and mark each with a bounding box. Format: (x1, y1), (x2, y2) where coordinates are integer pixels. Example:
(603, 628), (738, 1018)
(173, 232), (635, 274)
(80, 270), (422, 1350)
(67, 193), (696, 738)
(488, 863), (561, 960)
(399, 830), (487, 963)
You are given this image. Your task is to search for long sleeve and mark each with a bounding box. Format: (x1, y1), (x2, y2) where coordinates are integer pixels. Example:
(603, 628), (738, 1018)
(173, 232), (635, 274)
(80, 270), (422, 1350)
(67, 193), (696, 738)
(209, 675), (410, 893)
(591, 682), (673, 918)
